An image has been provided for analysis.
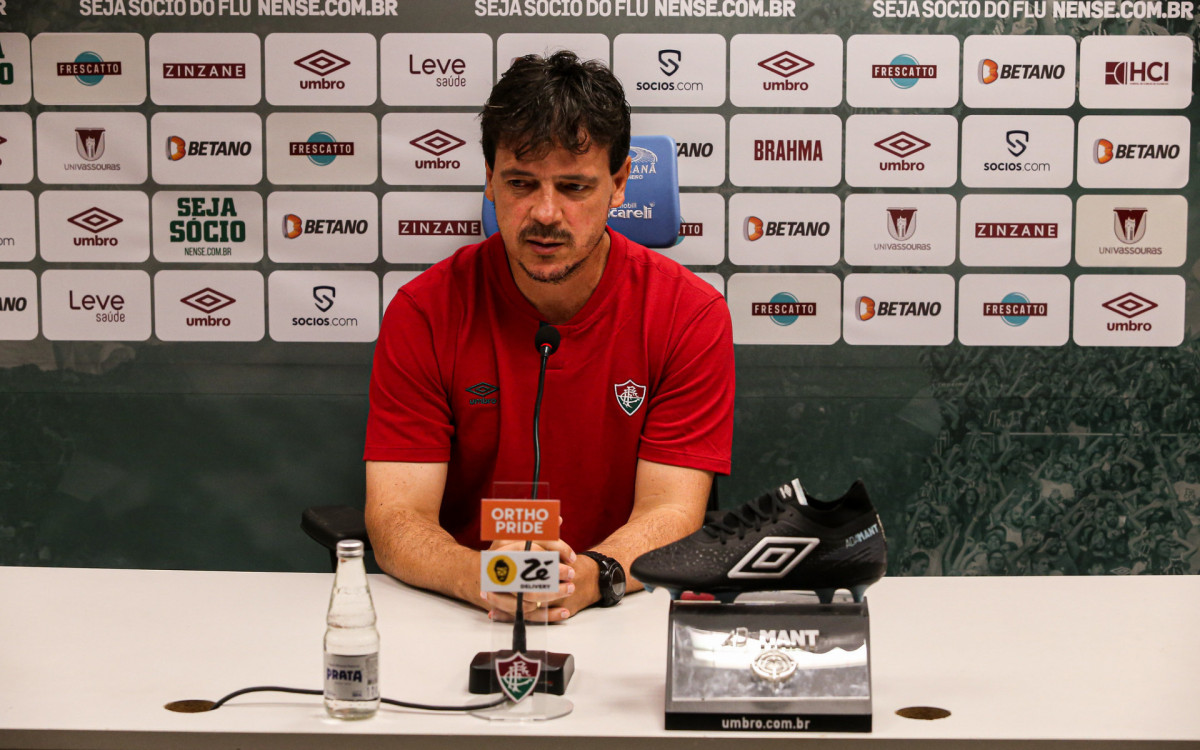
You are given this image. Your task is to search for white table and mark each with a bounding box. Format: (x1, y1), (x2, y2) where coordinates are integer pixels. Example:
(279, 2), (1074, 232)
(2, 566), (1198, 749)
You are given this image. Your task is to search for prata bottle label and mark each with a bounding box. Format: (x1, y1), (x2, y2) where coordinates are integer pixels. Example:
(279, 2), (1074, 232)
(324, 653), (380, 701)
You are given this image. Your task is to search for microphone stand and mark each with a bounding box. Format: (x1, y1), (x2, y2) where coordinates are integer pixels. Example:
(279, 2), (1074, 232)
(468, 324), (575, 696)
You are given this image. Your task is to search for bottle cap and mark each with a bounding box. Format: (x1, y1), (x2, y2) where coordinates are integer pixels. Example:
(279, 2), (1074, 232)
(336, 539), (365, 558)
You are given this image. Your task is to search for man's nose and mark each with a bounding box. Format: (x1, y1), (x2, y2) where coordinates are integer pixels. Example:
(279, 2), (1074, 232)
(530, 186), (562, 225)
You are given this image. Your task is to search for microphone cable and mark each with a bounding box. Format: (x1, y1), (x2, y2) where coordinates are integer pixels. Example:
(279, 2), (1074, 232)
(198, 686), (506, 712)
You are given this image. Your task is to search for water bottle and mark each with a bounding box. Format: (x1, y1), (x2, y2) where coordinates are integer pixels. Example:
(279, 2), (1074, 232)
(324, 539), (380, 719)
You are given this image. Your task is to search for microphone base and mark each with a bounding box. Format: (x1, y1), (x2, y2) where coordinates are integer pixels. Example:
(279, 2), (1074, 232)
(468, 650), (575, 695)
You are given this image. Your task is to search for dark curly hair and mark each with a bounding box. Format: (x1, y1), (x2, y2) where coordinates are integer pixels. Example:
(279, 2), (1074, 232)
(480, 51), (631, 175)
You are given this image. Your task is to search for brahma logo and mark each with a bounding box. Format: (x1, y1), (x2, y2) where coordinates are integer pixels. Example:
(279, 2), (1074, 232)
(1113, 208), (1147, 244)
(983, 292), (1047, 327)
(67, 207), (122, 246)
(751, 292), (816, 327)
(886, 208), (916, 241)
(58, 51), (120, 85)
(754, 138), (823, 161)
(181, 287), (235, 327)
(872, 54), (935, 89)
(410, 129), (464, 169)
(1103, 292), (1157, 331)
(758, 51), (813, 91)
(294, 50), (350, 88)
(1105, 61), (1169, 86)
(290, 131), (354, 166)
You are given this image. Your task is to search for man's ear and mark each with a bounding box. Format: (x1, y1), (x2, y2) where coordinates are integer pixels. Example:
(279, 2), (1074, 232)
(609, 154), (632, 209)
(484, 162), (495, 202)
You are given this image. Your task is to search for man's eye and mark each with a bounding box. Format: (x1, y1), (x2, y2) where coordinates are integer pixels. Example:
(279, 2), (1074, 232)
(564, 184), (588, 193)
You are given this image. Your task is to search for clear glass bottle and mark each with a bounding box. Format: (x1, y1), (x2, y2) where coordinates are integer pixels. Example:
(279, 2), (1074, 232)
(324, 539), (380, 719)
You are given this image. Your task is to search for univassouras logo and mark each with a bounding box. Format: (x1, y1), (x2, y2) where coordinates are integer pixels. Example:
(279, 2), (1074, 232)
(396, 219), (480, 236)
(758, 51), (813, 91)
(1105, 60), (1169, 85)
(754, 138), (823, 161)
(875, 131), (930, 171)
(743, 215), (829, 240)
(752, 292), (816, 327)
(58, 51), (121, 85)
(162, 62), (246, 79)
(872, 54), (935, 88)
(294, 50), (350, 89)
(170, 197), (245, 255)
(974, 222), (1059, 239)
(1094, 138), (1180, 164)
(877, 208), (930, 251)
(979, 59), (1065, 84)
(291, 132), (354, 166)
(283, 214), (369, 238)
(181, 287), (235, 328)
(68, 207), (123, 246)
(856, 295), (941, 320)
(166, 135), (252, 160)
(410, 129), (464, 169)
(1102, 292), (1157, 331)
(1101, 208), (1161, 256)
(983, 293), (1047, 327)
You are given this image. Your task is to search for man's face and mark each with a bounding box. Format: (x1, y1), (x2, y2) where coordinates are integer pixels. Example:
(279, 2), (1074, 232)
(486, 140), (630, 287)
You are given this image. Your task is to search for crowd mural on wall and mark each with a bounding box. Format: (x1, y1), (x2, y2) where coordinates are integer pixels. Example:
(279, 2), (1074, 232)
(0, 0), (1197, 573)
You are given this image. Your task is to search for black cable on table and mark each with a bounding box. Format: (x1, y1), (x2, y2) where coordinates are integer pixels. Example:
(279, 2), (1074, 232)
(207, 686), (507, 712)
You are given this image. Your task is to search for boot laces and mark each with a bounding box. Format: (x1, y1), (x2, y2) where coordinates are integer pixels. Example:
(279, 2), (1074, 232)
(702, 491), (793, 543)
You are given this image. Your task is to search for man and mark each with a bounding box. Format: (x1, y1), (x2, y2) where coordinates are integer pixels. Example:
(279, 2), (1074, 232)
(364, 52), (734, 622)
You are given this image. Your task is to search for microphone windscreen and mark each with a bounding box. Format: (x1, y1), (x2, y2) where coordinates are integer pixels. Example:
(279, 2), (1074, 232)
(535, 324), (561, 355)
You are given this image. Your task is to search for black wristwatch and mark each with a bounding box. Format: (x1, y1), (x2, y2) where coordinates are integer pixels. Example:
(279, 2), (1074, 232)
(580, 550), (626, 607)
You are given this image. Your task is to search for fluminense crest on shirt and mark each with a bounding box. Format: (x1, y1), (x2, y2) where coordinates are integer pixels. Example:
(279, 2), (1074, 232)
(613, 379), (647, 416)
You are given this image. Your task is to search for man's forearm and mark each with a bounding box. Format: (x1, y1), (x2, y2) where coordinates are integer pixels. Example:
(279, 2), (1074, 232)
(366, 505), (481, 607)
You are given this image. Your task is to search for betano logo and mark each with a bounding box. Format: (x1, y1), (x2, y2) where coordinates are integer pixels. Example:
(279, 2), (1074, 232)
(758, 51), (813, 91)
(857, 295), (941, 320)
(290, 131), (354, 166)
(166, 136), (252, 161)
(983, 293), (1047, 327)
(872, 54), (935, 89)
(1094, 138), (1179, 164)
(742, 215), (829, 240)
(751, 292), (815, 327)
(979, 59), (1065, 84)
(1105, 61), (1169, 86)
(281, 214), (369, 238)
(58, 51), (120, 86)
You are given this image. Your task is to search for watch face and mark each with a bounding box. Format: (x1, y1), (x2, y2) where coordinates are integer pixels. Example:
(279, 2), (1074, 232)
(611, 566), (627, 599)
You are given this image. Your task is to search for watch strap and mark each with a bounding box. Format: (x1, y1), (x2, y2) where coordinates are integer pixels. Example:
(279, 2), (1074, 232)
(580, 550), (624, 607)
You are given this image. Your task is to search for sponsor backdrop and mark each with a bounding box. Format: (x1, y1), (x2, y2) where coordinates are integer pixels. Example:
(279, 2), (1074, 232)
(0, 1), (1197, 578)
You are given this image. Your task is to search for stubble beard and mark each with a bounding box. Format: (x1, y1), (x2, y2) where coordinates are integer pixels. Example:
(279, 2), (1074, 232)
(515, 223), (606, 285)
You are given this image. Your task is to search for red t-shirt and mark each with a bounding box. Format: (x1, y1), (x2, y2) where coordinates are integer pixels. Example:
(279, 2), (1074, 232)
(364, 228), (734, 551)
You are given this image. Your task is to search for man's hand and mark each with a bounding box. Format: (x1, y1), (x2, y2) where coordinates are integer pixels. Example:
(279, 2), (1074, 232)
(483, 538), (577, 622)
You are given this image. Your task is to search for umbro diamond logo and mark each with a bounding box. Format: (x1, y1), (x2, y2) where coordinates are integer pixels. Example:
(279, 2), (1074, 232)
(181, 288), (236, 314)
(758, 51), (814, 78)
(68, 207), (123, 234)
(727, 536), (820, 579)
(465, 382), (498, 397)
(874, 131), (931, 159)
(294, 50), (350, 77)
(410, 130), (465, 157)
(1102, 293), (1157, 319)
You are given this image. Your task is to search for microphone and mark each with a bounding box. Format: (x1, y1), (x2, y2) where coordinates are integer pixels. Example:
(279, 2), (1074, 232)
(470, 323), (575, 697)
